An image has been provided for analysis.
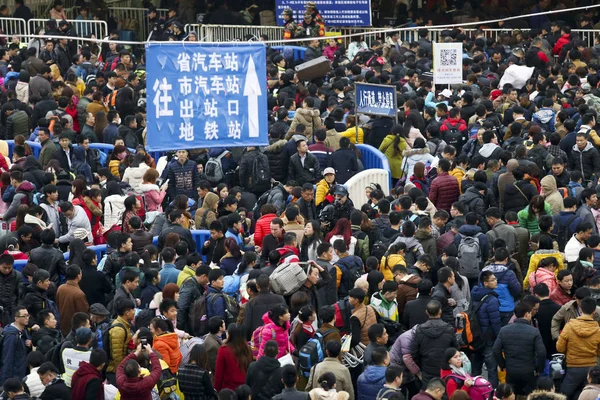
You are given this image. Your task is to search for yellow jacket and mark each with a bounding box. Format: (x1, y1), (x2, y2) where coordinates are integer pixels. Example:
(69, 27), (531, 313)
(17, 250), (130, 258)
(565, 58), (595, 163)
(340, 126), (364, 144)
(316, 178), (332, 206)
(107, 316), (132, 373)
(450, 167), (467, 193)
(523, 250), (565, 290)
(556, 315), (600, 367)
(109, 159), (121, 179)
(380, 254), (406, 281)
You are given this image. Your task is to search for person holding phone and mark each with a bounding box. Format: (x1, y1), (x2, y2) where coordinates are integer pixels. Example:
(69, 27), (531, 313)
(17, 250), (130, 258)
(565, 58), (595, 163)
(115, 342), (162, 400)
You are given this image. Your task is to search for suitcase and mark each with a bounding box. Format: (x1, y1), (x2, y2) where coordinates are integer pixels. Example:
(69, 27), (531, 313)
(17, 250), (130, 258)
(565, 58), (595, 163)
(270, 261), (307, 296)
(295, 56), (331, 81)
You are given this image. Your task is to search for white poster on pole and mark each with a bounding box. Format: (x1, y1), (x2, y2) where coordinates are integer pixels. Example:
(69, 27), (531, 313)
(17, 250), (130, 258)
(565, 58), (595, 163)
(433, 42), (463, 85)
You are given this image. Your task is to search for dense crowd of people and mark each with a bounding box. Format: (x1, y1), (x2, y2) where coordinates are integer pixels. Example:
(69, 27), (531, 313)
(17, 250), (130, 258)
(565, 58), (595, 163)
(3, 1), (600, 400)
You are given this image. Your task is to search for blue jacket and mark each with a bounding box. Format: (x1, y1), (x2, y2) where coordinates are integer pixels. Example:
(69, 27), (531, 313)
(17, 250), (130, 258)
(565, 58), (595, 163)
(552, 211), (582, 241)
(207, 285), (226, 321)
(220, 256), (242, 276)
(481, 264), (521, 312)
(471, 286), (501, 344)
(225, 229), (243, 246)
(593, 249), (600, 271)
(357, 365), (386, 400)
(453, 224), (490, 263)
(165, 159), (201, 200)
(0, 324), (29, 382)
(158, 264), (180, 289)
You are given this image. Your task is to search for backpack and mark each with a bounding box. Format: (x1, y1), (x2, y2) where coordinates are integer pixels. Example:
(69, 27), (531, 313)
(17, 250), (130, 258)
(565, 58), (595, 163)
(207, 293), (240, 327)
(404, 246), (419, 269)
(270, 260), (307, 296)
(555, 214), (578, 252)
(250, 152), (271, 191)
(457, 233), (482, 279)
(336, 256), (364, 290)
(44, 342), (63, 371)
(298, 329), (336, 377)
(102, 322), (127, 361)
(156, 362), (180, 400)
(189, 294), (209, 336)
(205, 151), (227, 184)
(252, 189), (273, 219)
(334, 297), (352, 334)
(377, 387), (402, 400)
(250, 325), (276, 359)
(443, 121), (465, 150)
(455, 294), (491, 351)
(370, 241), (388, 261)
(19, 191), (33, 206)
(444, 375), (494, 400)
(135, 308), (156, 330)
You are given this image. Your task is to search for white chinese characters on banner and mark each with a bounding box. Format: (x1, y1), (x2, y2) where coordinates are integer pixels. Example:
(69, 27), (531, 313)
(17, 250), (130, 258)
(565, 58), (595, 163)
(433, 42), (463, 85)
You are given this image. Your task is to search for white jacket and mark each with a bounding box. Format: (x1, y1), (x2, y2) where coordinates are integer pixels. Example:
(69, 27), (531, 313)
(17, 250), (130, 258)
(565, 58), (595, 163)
(122, 163), (150, 194)
(59, 205), (92, 243)
(23, 367), (45, 398)
(103, 194), (126, 233)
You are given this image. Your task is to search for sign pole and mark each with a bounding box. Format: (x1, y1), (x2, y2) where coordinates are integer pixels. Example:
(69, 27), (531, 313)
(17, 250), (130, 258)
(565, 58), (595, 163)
(356, 113), (359, 144)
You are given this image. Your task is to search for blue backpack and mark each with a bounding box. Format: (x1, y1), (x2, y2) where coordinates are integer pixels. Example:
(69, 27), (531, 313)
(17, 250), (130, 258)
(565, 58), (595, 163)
(298, 329), (336, 377)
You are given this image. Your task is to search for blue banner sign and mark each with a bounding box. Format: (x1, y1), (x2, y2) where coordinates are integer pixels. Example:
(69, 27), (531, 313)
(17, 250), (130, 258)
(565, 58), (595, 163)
(145, 43), (268, 152)
(355, 83), (397, 118)
(275, 0), (371, 27)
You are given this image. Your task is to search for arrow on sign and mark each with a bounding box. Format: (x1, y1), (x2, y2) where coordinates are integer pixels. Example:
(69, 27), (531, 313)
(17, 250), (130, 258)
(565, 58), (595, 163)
(243, 56), (261, 138)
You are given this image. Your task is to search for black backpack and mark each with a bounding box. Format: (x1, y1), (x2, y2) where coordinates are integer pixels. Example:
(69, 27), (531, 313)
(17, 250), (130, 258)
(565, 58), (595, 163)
(336, 255), (364, 289)
(555, 214), (578, 252)
(102, 322), (127, 361)
(442, 121), (465, 151)
(249, 152), (271, 192)
(134, 308), (156, 330)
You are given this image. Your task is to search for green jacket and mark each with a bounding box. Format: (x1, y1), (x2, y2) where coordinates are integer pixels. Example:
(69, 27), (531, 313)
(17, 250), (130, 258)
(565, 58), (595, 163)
(517, 203), (553, 235)
(379, 135), (407, 179)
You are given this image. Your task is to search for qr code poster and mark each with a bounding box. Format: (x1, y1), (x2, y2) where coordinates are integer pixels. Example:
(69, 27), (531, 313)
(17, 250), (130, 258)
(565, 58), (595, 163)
(433, 42), (463, 85)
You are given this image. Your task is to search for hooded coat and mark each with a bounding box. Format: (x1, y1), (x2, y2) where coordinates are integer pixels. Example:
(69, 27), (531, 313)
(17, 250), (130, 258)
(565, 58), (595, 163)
(556, 315), (600, 367)
(245, 355), (284, 400)
(503, 180), (538, 214)
(458, 186), (486, 220)
(258, 312), (292, 358)
(264, 139), (288, 183)
(400, 148), (435, 179)
(286, 108), (322, 142)
(71, 361), (104, 400)
(194, 192), (218, 229)
(153, 332), (182, 374)
(481, 263), (521, 312)
(22, 156), (49, 190)
(140, 183), (166, 213)
(122, 162), (150, 194)
(357, 365), (387, 400)
(411, 318), (457, 383)
(471, 286), (501, 343)
(3, 181), (35, 220)
(541, 175), (564, 216)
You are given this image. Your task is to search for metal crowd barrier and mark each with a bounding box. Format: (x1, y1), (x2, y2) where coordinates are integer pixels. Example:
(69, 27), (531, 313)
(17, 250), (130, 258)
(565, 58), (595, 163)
(196, 24), (285, 45)
(0, 17), (28, 39)
(28, 18), (108, 42)
(271, 45), (306, 60)
(108, 7), (169, 41)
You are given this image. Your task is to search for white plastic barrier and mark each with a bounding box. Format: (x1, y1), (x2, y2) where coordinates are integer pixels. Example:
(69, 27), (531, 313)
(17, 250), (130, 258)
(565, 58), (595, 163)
(344, 168), (390, 206)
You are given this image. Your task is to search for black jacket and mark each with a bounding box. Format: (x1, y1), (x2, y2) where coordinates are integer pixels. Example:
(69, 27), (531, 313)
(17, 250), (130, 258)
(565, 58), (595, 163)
(31, 326), (63, 355)
(158, 222), (195, 253)
(493, 318), (546, 374)
(402, 294), (432, 330)
(0, 269), (21, 325)
(131, 229), (153, 255)
(329, 147), (359, 185)
(29, 244), (67, 286)
(201, 236), (226, 266)
(177, 277), (204, 334)
(23, 156), (49, 191)
(242, 291), (286, 339)
(30, 98), (57, 129)
(52, 146), (74, 173)
(295, 197), (317, 221)
(288, 152), (321, 186)
(39, 378), (71, 400)
(568, 142), (600, 181)
(246, 356), (284, 400)
(21, 285), (51, 322)
(431, 283), (454, 325)
(534, 298), (561, 359)
(503, 180), (538, 214)
(411, 318), (457, 378)
(239, 149), (271, 194)
(264, 139), (288, 183)
(80, 264), (112, 306)
(259, 234), (284, 263)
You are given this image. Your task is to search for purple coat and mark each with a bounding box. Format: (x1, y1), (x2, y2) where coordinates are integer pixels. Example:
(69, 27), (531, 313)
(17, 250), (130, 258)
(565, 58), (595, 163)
(390, 325), (419, 374)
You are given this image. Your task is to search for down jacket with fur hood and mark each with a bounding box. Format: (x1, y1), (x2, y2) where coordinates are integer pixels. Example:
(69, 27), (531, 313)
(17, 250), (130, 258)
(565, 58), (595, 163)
(140, 183), (166, 212)
(264, 138), (288, 183)
(122, 162), (150, 194)
(400, 148), (436, 180)
(286, 108), (322, 142)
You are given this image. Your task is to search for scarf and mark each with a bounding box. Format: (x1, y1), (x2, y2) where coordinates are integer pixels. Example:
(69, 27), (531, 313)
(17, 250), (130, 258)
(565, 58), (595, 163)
(581, 260), (594, 268)
(450, 364), (469, 377)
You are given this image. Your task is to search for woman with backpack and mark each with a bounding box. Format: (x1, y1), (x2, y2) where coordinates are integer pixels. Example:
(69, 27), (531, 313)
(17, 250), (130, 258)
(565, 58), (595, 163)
(440, 348), (477, 399)
(524, 235), (565, 291)
(122, 153), (151, 195)
(379, 124), (408, 185)
(571, 247), (596, 290)
(140, 168), (167, 221)
(195, 192), (218, 230)
(379, 242), (407, 281)
(445, 256), (471, 316)
(256, 304), (292, 359)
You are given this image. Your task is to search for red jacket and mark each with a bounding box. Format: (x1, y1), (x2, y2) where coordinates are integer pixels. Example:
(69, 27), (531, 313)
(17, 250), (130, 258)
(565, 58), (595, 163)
(550, 286), (573, 306)
(553, 34), (571, 55)
(214, 345), (247, 391)
(71, 361), (104, 400)
(440, 369), (472, 398)
(429, 172), (460, 212)
(116, 352), (162, 400)
(254, 213), (277, 247)
(439, 117), (468, 137)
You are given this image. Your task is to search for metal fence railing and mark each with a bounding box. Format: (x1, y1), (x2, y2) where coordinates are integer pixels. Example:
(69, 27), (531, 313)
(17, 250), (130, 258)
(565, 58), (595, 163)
(28, 18), (107, 42)
(108, 7), (169, 40)
(194, 24), (286, 44)
(0, 17), (28, 40)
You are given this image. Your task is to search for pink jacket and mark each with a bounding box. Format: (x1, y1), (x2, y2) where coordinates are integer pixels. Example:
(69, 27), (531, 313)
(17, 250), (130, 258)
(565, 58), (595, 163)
(257, 312), (293, 359)
(140, 183), (166, 212)
(323, 45), (339, 61)
(529, 267), (557, 294)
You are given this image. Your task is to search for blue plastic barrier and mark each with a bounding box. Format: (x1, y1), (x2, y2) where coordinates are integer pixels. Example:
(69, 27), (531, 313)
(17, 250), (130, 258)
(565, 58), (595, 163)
(356, 144), (392, 189)
(6, 140), (42, 159)
(272, 46), (306, 61)
(152, 230), (210, 261)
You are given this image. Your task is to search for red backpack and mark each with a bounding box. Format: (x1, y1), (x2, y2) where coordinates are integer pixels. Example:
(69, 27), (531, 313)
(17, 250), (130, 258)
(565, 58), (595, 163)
(444, 375), (494, 400)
